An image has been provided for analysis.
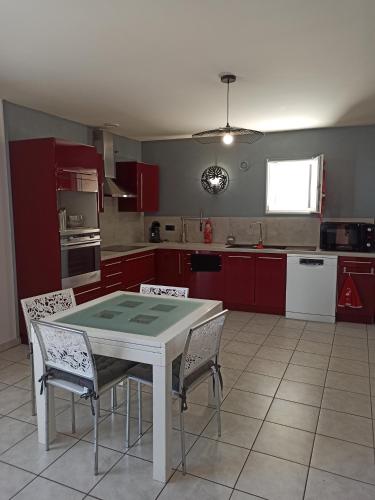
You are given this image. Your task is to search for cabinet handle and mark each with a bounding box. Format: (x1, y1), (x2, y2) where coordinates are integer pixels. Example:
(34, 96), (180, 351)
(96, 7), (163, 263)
(140, 172), (143, 210)
(343, 267), (374, 276)
(105, 271), (122, 278)
(178, 253), (182, 274)
(342, 260), (372, 265)
(105, 281), (123, 289)
(258, 256), (283, 260)
(75, 286), (101, 296)
(227, 255), (252, 259)
(126, 253), (154, 262)
(104, 260), (122, 266)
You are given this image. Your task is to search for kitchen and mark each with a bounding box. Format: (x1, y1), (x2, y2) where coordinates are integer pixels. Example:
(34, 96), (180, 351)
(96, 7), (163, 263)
(0, 2), (375, 500)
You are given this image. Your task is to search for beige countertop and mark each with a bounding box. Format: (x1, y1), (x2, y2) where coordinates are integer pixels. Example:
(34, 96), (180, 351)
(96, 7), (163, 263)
(101, 242), (375, 261)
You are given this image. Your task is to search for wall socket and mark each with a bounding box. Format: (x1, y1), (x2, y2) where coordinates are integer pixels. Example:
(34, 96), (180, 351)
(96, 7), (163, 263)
(165, 224), (175, 231)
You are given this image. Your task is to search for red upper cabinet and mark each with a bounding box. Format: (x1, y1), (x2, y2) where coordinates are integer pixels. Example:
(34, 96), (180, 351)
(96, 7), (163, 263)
(224, 253), (255, 310)
(337, 257), (375, 324)
(254, 254), (287, 315)
(116, 162), (159, 212)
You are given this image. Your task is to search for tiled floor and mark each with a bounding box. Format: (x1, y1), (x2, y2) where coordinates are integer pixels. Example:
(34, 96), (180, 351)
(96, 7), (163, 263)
(0, 312), (375, 499)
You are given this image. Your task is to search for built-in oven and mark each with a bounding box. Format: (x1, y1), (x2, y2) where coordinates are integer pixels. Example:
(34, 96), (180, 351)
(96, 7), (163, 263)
(60, 229), (101, 288)
(320, 222), (375, 252)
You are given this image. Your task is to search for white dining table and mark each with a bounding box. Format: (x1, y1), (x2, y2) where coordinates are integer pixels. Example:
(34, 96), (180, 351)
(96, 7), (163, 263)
(31, 290), (222, 482)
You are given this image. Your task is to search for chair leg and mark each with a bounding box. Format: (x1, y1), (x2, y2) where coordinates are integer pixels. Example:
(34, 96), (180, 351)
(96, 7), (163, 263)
(94, 398), (100, 475)
(215, 372), (221, 437)
(45, 384), (49, 451)
(125, 378), (131, 448)
(30, 347), (36, 417)
(180, 411), (186, 475)
(137, 381), (143, 438)
(111, 386), (117, 411)
(71, 393), (76, 434)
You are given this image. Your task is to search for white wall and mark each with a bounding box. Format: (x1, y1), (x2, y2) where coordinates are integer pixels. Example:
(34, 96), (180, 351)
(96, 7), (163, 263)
(0, 100), (18, 348)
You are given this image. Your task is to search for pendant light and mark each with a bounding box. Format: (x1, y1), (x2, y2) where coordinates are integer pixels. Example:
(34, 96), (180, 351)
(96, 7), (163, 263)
(192, 74), (264, 145)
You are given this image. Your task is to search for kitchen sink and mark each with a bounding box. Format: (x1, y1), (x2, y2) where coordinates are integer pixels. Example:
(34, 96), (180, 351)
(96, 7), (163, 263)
(226, 243), (287, 249)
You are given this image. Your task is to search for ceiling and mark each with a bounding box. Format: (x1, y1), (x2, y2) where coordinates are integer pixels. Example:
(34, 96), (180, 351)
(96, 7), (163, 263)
(1, 0), (375, 141)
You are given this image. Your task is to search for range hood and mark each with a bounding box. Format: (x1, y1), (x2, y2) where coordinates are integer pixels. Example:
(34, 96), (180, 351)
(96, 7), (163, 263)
(93, 129), (135, 198)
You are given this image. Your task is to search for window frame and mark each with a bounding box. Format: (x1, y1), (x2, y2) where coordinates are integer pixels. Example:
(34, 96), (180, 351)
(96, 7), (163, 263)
(265, 155), (324, 215)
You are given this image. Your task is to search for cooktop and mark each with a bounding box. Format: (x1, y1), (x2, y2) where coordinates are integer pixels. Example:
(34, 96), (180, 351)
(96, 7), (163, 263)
(102, 245), (148, 252)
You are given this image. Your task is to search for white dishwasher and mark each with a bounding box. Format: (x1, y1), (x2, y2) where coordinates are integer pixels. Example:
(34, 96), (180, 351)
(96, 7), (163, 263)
(286, 254), (338, 323)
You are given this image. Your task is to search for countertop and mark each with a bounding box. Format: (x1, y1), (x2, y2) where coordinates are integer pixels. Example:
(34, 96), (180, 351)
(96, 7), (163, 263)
(101, 242), (375, 261)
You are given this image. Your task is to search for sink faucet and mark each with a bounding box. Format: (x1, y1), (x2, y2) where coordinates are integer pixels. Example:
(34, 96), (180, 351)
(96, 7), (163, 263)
(180, 209), (207, 243)
(250, 221), (264, 248)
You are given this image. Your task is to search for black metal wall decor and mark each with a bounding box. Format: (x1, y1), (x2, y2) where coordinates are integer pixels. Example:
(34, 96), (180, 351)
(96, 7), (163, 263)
(201, 166), (229, 194)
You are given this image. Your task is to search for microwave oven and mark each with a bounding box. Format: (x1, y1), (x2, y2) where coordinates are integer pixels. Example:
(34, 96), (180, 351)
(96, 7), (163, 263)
(320, 222), (375, 252)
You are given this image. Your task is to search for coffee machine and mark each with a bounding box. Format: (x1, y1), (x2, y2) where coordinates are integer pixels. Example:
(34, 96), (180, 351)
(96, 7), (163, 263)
(149, 221), (161, 243)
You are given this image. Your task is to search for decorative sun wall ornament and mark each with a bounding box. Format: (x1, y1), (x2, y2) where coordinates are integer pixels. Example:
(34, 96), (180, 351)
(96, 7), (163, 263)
(201, 166), (229, 194)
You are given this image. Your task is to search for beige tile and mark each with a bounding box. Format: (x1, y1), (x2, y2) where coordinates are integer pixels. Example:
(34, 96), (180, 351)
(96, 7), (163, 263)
(219, 351), (251, 370)
(276, 318), (306, 331)
(0, 363), (30, 385)
(311, 435), (375, 484)
(335, 326), (368, 339)
(246, 358), (287, 378)
(203, 410), (262, 448)
(56, 401), (110, 439)
(158, 471), (232, 500)
(322, 387), (372, 418)
(8, 397), (70, 425)
(255, 346), (293, 363)
(253, 421), (314, 465)
(231, 491), (261, 500)
(329, 357), (369, 377)
(90, 454), (163, 500)
(240, 323), (274, 335)
(13, 476), (84, 500)
(269, 327), (302, 339)
(264, 336), (298, 350)
(336, 321), (367, 331)
(250, 314), (280, 326)
(331, 345), (369, 362)
(0, 345), (29, 363)
(234, 332), (267, 344)
(224, 341), (259, 357)
(0, 358), (15, 370)
(301, 331), (333, 344)
(267, 399), (319, 432)
(325, 371), (370, 395)
(229, 311), (254, 322)
(221, 389), (272, 420)
(183, 437), (248, 487)
(317, 408), (373, 447)
(0, 386), (31, 415)
(276, 380), (323, 407)
(296, 340), (331, 356)
(305, 468), (375, 500)
(235, 372), (280, 397)
(0, 416), (36, 454)
(173, 402), (215, 435)
(334, 335), (368, 349)
(237, 451), (308, 500)
(305, 322), (335, 333)
(284, 365), (326, 386)
(290, 351), (329, 370)
(0, 461), (35, 499)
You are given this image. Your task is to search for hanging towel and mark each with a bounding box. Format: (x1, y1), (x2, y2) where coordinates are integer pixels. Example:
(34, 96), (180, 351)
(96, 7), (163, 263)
(338, 275), (363, 309)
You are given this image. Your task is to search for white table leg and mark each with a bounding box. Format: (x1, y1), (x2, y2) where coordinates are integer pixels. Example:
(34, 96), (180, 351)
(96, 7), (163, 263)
(32, 332), (56, 444)
(152, 362), (172, 483)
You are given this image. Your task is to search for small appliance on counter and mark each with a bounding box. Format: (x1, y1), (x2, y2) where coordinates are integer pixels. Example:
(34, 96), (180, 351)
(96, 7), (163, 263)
(320, 222), (375, 252)
(68, 214), (85, 228)
(58, 208), (67, 231)
(149, 221), (161, 243)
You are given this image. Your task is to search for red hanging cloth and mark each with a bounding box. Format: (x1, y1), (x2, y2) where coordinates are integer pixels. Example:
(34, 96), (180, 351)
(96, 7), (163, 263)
(338, 274), (363, 309)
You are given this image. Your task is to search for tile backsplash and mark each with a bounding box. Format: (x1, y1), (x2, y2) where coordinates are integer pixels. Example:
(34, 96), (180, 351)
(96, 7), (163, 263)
(99, 198), (144, 246)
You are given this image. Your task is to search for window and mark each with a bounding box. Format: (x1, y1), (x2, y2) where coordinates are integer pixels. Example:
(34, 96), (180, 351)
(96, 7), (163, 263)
(266, 155), (323, 214)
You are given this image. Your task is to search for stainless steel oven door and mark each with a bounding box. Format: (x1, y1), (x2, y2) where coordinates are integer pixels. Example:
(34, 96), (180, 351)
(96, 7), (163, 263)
(61, 240), (101, 288)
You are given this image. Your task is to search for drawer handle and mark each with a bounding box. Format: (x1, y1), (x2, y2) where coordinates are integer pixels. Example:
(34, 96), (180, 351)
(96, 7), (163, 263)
(259, 256), (283, 260)
(343, 267), (374, 276)
(75, 286), (101, 296)
(126, 254), (154, 262)
(342, 260), (372, 265)
(105, 271), (122, 278)
(104, 260), (122, 266)
(228, 255), (252, 259)
(105, 282), (123, 289)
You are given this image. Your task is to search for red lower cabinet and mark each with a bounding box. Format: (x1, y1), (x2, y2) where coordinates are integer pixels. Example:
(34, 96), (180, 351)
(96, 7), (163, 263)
(74, 281), (102, 304)
(156, 249), (184, 286)
(336, 257), (375, 323)
(254, 254), (287, 315)
(123, 251), (156, 290)
(224, 254), (255, 310)
(183, 251), (224, 300)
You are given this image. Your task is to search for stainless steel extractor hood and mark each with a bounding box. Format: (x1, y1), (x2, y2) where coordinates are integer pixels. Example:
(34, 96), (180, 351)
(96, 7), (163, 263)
(93, 129), (135, 198)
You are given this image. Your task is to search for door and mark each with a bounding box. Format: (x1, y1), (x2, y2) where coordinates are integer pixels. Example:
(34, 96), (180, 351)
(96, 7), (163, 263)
(224, 253), (255, 310)
(256, 254), (287, 314)
(156, 249), (183, 286)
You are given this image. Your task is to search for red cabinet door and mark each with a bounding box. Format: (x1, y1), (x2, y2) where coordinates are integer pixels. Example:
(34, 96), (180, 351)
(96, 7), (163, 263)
(183, 251), (224, 301)
(123, 252), (156, 288)
(156, 249), (183, 286)
(74, 282), (103, 305)
(224, 253), (255, 311)
(117, 162), (159, 212)
(255, 254), (286, 315)
(337, 257), (375, 323)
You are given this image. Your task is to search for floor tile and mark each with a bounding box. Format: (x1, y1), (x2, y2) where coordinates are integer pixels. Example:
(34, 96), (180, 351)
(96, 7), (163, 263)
(296, 340), (331, 356)
(246, 358), (287, 378)
(334, 335), (368, 349)
(231, 491), (261, 500)
(290, 351), (329, 369)
(158, 471), (232, 500)
(224, 341), (259, 357)
(219, 351), (251, 370)
(203, 410), (262, 448)
(0, 461), (35, 499)
(127, 427), (197, 468)
(8, 397), (70, 425)
(0, 415), (36, 453)
(250, 314), (280, 326)
(276, 380), (323, 407)
(255, 346), (293, 363)
(328, 357), (369, 376)
(183, 437), (248, 487)
(305, 322), (335, 333)
(266, 399), (319, 432)
(270, 327), (302, 339)
(0, 345), (29, 363)
(305, 467), (375, 500)
(253, 421), (314, 465)
(0, 358), (15, 370)
(0, 363), (30, 385)
(325, 371), (370, 395)
(322, 387), (372, 418)
(42, 440), (122, 492)
(240, 323), (274, 335)
(234, 372), (280, 397)
(235, 332), (267, 344)
(13, 476), (84, 499)
(221, 389), (272, 420)
(221, 367), (243, 388)
(0, 386), (31, 415)
(56, 401), (110, 439)
(331, 345), (369, 362)
(236, 451), (308, 500)
(284, 365), (326, 386)
(311, 434), (375, 484)
(263, 335), (298, 350)
(229, 311), (254, 322)
(90, 454), (163, 500)
(275, 318), (306, 331)
(317, 408), (373, 447)
(1, 431), (77, 474)
(301, 330), (333, 344)
(172, 402), (215, 435)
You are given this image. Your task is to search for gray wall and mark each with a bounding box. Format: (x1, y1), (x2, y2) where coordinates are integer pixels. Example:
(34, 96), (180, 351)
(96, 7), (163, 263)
(142, 125), (375, 217)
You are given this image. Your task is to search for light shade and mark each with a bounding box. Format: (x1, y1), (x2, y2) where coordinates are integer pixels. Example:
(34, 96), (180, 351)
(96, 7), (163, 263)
(201, 166), (229, 194)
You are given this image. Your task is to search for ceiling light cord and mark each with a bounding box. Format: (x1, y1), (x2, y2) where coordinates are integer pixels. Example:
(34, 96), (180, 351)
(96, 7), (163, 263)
(226, 80), (230, 128)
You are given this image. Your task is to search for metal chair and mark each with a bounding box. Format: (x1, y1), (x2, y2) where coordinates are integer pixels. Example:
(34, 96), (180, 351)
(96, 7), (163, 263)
(32, 319), (134, 475)
(125, 309), (228, 473)
(140, 283), (189, 298)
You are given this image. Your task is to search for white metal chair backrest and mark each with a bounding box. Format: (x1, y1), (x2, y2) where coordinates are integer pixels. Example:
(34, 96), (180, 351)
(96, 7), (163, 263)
(179, 310), (228, 385)
(32, 319), (96, 382)
(21, 289), (76, 341)
(140, 284), (189, 298)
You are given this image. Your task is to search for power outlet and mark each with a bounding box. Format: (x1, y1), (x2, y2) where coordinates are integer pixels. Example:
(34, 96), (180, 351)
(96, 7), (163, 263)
(165, 225), (175, 231)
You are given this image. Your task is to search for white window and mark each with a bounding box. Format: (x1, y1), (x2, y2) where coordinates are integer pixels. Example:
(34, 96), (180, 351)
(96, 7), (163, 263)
(266, 155), (324, 214)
